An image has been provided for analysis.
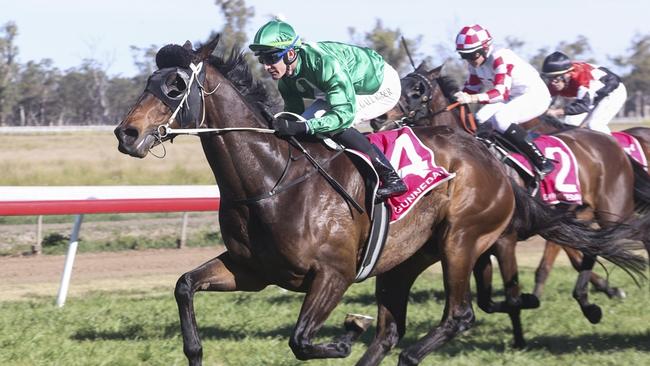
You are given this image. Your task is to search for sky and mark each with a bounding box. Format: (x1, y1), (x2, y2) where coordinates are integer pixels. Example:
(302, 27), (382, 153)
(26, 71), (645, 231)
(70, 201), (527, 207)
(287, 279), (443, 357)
(3, 0), (649, 77)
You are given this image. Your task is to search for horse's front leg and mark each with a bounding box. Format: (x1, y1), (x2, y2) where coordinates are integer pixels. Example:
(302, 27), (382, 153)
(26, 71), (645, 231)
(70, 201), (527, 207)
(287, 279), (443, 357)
(357, 250), (438, 366)
(174, 251), (268, 366)
(289, 269), (355, 360)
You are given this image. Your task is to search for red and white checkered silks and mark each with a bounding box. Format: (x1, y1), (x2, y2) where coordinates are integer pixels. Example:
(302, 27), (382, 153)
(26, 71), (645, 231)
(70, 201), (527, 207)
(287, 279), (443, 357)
(456, 24), (492, 52)
(463, 48), (516, 103)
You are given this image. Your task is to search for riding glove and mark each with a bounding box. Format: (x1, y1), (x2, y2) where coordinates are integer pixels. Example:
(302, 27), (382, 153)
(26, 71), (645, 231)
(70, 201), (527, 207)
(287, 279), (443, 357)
(453, 91), (480, 105)
(272, 118), (308, 137)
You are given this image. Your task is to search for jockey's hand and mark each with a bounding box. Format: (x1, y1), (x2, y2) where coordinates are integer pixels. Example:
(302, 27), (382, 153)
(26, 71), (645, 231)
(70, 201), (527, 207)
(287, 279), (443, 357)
(453, 91), (480, 104)
(272, 117), (308, 137)
(546, 108), (565, 118)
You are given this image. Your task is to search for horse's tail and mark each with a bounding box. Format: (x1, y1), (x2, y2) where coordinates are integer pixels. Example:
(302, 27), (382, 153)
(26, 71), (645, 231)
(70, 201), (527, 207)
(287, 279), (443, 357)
(628, 155), (650, 214)
(509, 181), (647, 282)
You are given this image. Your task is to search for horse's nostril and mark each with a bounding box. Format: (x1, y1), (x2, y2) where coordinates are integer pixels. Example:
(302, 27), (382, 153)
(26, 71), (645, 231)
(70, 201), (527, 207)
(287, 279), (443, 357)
(123, 127), (139, 139)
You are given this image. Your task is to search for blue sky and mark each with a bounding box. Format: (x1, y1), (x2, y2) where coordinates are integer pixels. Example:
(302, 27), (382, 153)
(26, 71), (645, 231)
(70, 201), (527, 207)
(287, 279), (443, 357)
(3, 0), (649, 77)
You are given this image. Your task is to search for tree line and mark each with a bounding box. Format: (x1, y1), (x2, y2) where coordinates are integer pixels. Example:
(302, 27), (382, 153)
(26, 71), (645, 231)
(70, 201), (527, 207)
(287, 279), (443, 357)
(2, 0), (650, 126)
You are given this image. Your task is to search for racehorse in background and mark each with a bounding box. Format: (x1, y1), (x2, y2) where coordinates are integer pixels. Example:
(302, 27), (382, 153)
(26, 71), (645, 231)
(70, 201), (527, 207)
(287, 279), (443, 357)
(372, 62), (650, 348)
(114, 37), (645, 365)
(516, 117), (650, 299)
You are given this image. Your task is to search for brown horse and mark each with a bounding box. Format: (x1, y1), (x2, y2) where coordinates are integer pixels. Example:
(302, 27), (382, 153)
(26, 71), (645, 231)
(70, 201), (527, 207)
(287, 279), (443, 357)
(114, 38), (644, 365)
(373, 63), (649, 348)
(519, 118), (650, 299)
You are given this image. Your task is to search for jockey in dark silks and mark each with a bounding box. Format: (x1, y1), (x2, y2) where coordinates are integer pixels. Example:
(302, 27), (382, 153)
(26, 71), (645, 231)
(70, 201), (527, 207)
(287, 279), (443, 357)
(249, 20), (407, 200)
(542, 51), (627, 135)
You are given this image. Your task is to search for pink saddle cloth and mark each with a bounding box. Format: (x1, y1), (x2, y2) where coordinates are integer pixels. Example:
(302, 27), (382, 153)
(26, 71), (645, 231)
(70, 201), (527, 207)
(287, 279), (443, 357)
(509, 135), (582, 205)
(612, 131), (648, 171)
(367, 127), (455, 222)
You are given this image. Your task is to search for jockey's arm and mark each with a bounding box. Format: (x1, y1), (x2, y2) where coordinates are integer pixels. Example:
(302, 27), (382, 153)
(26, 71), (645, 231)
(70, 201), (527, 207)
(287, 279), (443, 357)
(304, 57), (356, 134)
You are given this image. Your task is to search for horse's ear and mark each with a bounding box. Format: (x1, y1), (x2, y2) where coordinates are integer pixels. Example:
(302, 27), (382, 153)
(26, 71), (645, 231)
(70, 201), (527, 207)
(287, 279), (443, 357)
(196, 34), (221, 61)
(426, 64), (443, 79)
(183, 40), (193, 51)
(415, 61), (429, 73)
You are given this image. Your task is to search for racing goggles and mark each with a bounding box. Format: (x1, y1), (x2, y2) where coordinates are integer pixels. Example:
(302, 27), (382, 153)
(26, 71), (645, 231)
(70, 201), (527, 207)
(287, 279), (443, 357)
(256, 36), (299, 65)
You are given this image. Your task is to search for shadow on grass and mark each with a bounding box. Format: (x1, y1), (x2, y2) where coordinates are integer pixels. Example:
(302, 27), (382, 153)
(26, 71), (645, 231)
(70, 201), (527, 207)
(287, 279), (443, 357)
(72, 319), (649, 356)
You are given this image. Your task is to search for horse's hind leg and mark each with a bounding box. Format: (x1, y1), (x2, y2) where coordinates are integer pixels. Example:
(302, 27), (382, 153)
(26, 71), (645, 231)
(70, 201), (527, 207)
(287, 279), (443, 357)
(533, 241), (562, 298)
(175, 251), (267, 366)
(474, 234), (539, 349)
(571, 253), (603, 323)
(564, 247), (626, 299)
(357, 251), (437, 366)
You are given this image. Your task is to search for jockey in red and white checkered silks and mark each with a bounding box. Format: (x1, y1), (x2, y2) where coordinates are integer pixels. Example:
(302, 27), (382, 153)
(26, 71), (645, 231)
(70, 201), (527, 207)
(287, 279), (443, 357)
(454, 24), (554, 176)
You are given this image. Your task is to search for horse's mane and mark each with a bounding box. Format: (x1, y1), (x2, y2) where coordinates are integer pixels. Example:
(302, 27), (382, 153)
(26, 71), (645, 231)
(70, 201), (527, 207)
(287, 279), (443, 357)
(435, 75), (461, 102)
(155, 43), (279, 113)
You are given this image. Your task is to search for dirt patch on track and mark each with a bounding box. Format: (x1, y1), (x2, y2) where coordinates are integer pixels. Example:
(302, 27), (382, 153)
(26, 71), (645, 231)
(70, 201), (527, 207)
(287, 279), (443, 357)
(0, 236), (559, 302)
(0, 247), (223, 301)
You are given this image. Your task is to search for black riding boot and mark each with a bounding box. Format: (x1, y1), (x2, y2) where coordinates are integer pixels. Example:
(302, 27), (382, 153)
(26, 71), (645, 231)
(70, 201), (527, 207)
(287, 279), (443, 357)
(332, 128), (407, 200)
(370, 145), (408, 199)
(503, 124), (554, 176)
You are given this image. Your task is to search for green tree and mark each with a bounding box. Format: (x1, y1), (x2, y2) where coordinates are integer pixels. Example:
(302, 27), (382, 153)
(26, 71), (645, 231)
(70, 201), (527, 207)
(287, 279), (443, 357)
(529, 35), (594, 70)
(0, 22), (19, 125)
(613, 33), (650, 93)
(348, 19), (424, 75)
(212, 0), (255, 52)
(15, 59), (61, 125)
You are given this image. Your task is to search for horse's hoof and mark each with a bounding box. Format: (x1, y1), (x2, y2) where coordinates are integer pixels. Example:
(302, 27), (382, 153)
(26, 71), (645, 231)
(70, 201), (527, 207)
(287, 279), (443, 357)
(344, 313), (374, 334)
(608, 287), (626, 299)
(582, 304), (602, 324)
(513, 339), (527, 349)
(520, 293), (540, 309)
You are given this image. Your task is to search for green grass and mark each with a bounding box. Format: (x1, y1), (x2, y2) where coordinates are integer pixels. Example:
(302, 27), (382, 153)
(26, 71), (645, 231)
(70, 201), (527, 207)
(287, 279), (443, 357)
(1, 132), (214, 186)
(0, 267), (647, 366)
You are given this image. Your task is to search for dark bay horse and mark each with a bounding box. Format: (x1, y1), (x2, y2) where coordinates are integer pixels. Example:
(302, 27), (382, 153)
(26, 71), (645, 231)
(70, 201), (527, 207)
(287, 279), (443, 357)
(519, 118), (650, 299)
(373, 63), (649, 347)
(114, 38), (645, 365)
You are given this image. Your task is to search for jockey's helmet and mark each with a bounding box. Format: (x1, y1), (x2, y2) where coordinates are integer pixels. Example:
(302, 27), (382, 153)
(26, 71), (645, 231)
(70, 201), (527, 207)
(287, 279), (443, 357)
(541, 51), (574, 76)
(455, 24), (493, 53)
(249, 20), (302, 55)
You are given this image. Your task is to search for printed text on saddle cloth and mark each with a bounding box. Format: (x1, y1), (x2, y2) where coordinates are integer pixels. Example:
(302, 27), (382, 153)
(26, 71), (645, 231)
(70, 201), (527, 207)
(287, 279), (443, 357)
(367, 127), (455, 222)
(511, 135), (582, 205)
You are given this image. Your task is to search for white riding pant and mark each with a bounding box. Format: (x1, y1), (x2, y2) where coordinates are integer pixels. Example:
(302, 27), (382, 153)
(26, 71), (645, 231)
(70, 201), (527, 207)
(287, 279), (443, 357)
(476, 84), (552, 133)
(302, 62), (401, 125)
(563, 83), (627, 135)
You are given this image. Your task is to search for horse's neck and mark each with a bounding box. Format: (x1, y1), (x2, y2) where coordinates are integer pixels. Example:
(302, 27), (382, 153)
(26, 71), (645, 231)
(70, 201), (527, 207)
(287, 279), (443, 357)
(431, 94), (465, 131)
(201, 78), (288, 200)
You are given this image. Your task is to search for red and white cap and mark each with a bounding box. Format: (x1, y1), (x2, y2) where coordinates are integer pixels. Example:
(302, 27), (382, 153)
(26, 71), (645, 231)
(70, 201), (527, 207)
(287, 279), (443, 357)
(455, 24), (493, 53)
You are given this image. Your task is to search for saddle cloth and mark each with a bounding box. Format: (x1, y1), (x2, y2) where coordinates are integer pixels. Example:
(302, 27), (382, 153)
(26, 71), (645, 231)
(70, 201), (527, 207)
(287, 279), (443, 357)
(366, 127), (456, 222)
(612, 131), (648, 171)
(508, 135), (582, 205)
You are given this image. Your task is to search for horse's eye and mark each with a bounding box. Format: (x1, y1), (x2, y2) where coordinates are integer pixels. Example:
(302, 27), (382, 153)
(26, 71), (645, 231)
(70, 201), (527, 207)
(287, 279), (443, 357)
(417, 82), (426, 95)
(164, 73), (188, 99)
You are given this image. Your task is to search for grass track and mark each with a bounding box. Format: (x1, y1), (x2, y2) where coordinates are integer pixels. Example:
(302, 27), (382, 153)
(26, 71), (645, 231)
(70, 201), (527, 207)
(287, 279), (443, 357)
(0, 267), (647, 366)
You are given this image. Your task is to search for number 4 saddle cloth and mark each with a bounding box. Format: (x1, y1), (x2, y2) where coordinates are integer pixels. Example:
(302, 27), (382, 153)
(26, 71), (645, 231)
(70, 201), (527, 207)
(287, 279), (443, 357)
(366, 127), (455, 223)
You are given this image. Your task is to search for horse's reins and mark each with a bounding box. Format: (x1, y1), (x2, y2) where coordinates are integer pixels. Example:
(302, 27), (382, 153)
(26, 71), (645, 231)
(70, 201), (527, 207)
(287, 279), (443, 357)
(155, 62), (275, 139)
(391, 72), (477, 134)
(150, 61), (363, 213)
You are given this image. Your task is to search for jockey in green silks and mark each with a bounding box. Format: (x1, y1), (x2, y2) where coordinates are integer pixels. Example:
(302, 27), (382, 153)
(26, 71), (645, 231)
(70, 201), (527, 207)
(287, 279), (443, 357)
(249, 19), (407, 200)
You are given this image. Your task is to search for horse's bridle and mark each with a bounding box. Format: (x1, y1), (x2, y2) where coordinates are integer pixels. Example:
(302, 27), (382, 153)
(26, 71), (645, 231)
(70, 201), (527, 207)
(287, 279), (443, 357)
(393, 71), (476, 133)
